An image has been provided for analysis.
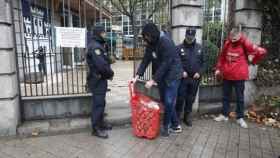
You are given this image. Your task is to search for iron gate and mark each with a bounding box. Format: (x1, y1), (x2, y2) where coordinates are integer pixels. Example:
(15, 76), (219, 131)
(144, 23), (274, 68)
(14, 0), (111, 97)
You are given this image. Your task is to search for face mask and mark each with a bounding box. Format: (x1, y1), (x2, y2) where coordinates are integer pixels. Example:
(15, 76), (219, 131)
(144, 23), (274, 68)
(230, 32), (241, 43)
(185, 36), (195, 44)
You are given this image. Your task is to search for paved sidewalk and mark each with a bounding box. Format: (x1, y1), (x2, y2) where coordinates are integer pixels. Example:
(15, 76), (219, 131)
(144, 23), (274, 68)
(2, 119), (280, 158)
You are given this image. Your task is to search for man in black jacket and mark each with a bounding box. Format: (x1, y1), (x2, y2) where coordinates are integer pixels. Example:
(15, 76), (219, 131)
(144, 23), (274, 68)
(175, 27), (204, 126)
(86, 25), (114, 139)
(134, 23), (183, 137)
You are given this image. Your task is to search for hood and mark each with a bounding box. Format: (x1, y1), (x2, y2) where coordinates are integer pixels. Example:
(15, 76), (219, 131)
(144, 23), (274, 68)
(142, 23), (160, 45)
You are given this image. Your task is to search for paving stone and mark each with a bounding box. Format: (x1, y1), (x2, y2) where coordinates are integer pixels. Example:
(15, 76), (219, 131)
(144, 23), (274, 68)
(1, 119), (280, 158)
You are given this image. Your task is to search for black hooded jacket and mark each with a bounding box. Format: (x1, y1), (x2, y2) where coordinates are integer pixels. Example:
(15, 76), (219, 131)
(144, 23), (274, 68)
(137, 23), (183, 85)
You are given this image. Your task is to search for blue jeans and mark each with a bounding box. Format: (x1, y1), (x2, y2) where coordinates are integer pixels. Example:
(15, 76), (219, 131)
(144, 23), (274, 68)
(159, 80), (180, 129)
(222, 80), (245, 119)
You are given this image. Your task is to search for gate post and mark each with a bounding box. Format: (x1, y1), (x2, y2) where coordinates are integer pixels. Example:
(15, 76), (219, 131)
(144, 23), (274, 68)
(234, 0), (262, 105)
(171, 0), (204, 113)
(0, 0), (20, 136)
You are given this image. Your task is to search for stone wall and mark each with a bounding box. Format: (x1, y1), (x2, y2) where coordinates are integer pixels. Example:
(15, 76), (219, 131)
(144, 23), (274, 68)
(0, 0), (20, 136)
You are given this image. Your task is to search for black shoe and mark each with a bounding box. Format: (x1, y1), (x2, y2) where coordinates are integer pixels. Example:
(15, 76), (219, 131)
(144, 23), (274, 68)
(184, 113), (192, 127)
(161, 128), (170, 137)
(91, 128), (109, 139)
(170, 125), (182, 133)
(100, 123), (113, 130)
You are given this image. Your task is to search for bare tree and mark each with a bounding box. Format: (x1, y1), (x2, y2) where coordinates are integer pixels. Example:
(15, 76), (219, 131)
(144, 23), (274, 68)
(108, 0), (168, 49)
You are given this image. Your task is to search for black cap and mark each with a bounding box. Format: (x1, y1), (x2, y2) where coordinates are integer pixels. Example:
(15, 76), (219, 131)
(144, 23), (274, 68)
(185, 27), (196, 37)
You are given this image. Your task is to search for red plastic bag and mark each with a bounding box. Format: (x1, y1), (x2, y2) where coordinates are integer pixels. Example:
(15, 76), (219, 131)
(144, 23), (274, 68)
(129, 82), (161, 139)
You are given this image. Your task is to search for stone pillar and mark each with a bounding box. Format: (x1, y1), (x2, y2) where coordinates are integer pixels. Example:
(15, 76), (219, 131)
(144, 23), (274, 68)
(234, 0), (262, 105)
(171, 0), (203, 113)
(0, 0), (20, 136)
(171, 0), (204, 45)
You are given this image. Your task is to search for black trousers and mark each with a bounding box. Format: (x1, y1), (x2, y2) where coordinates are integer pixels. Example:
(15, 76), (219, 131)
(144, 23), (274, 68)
(222, 80), (245, 119)
(175, 78), (200, 119)
(89, 78), (108, 129)
(91, 93), (106, 129)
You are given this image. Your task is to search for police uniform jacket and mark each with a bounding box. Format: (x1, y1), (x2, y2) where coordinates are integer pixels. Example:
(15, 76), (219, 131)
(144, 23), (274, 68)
(86, 37), (114, 94)
(176, 40), (205, 78)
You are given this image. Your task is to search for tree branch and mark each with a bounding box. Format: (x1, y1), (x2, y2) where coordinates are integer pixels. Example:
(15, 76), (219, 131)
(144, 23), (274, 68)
(109, 0), (131, 16)
(147, 0), (167, 20)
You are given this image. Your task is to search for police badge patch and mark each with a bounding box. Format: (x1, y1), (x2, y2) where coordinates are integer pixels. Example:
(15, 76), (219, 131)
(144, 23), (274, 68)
(95, 49), (101, 55)
(198, 49), (201, 55)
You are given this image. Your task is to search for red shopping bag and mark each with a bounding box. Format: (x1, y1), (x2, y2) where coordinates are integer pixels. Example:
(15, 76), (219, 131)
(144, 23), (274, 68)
(129, 82), (161, 139)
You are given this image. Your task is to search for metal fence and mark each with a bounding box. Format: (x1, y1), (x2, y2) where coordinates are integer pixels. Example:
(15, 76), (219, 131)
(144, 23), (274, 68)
(14, 0), (110, 97)
(201, 0), (228, 86)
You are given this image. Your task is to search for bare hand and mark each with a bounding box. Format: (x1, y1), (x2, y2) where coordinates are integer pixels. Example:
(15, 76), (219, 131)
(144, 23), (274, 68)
(183, 71), (188, 78)
(193, 73), (200, 79)
(145, 80), (156, 89)
(215, 70), (221, 76)
(132, 75), (139, 83)
(248, 55), (254, 63)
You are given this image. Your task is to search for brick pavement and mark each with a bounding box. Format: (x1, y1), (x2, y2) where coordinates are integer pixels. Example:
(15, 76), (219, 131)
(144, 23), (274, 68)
(1, 119), (279, 158)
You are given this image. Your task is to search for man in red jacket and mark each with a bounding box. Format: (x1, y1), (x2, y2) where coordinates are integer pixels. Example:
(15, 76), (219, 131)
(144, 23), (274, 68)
(214, 27), (267, 128)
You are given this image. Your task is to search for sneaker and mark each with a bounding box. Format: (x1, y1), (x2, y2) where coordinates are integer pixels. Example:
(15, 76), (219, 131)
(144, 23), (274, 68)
(91, 128), (109, 139)
(170, 125), (182, 133)
(214, 114), (229, 122)
(237, 118), (248, 128)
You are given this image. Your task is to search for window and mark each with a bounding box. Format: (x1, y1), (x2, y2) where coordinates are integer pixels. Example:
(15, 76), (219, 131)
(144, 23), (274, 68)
(123, 27), (128, 32)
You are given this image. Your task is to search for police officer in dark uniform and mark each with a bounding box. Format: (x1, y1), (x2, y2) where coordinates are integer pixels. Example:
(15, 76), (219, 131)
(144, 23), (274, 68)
(175, 27), (205, 126)
(133, 23), (183, 137)
(86, 25), (114, 139)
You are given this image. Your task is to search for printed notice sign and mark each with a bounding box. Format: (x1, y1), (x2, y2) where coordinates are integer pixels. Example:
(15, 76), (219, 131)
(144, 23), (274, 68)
(55, 27), (86, 48)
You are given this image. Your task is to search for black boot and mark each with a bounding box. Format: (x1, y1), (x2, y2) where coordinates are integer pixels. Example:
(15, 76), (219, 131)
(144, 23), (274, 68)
(100, 122), (113, 130)
(161, 127), (170, 137)
(91, 128), (109, 139)
(183, 113), (192, 127)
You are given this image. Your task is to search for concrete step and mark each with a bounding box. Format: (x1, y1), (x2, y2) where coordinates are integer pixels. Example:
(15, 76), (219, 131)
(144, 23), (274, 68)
(198, 102), (236, 115)
(198, 102), (223, 115)
(18, 106), (131, 136)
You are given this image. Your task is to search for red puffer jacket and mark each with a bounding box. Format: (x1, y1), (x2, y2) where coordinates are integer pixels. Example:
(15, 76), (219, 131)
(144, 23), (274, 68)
(216, 34), (267, 80)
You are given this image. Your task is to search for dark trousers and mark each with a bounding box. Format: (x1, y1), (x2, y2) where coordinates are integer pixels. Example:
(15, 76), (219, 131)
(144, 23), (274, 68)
(91, 93), (106, 129)
(222, 80), (245, 119)
(38, 61), (46, 75)
(89, 79), (108, 129)
(159, 80), (180, 129)
(176, 78), (200, 119)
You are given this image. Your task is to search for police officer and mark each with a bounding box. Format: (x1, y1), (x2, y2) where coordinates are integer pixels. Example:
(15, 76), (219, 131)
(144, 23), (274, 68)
(86, 25), (114, 139)
(175, 27), (204, 126)
(133, 23), (183, 137)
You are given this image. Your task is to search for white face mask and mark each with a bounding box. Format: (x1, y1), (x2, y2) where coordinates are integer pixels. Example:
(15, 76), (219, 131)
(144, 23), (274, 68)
(230, 32), (241, 43)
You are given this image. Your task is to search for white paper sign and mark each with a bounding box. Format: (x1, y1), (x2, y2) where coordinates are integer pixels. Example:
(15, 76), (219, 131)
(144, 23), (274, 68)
(55, 27), (86, 48)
